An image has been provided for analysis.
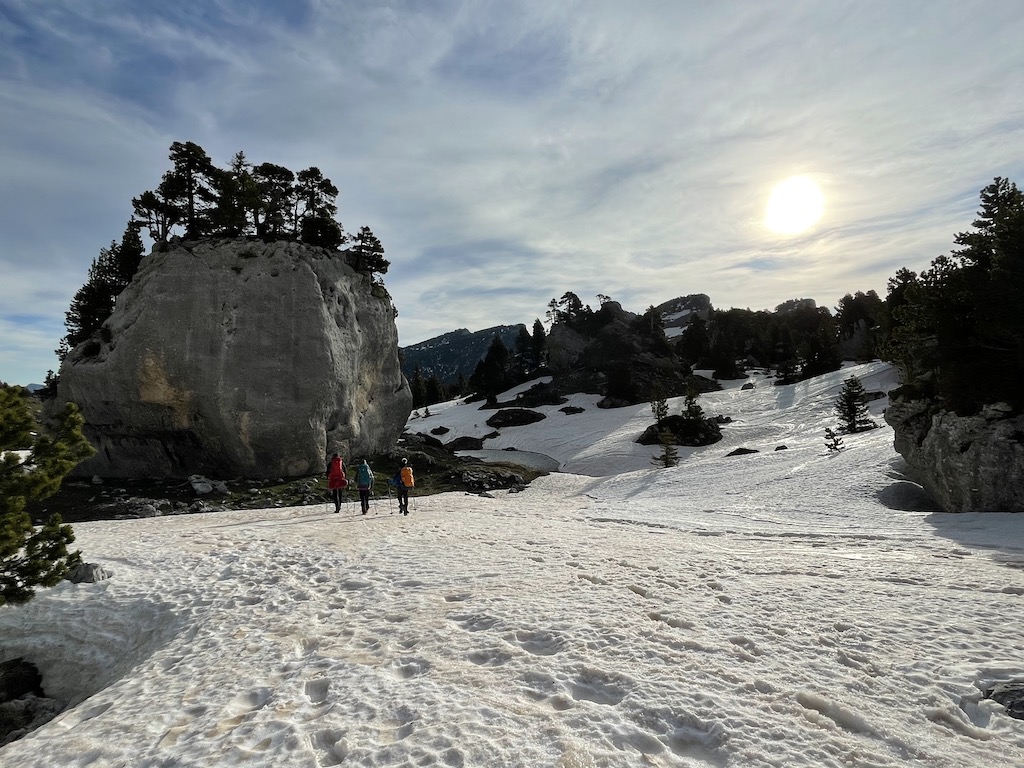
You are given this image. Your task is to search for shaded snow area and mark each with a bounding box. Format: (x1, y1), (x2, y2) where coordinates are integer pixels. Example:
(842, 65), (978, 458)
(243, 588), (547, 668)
(3, 363), (1024, 766)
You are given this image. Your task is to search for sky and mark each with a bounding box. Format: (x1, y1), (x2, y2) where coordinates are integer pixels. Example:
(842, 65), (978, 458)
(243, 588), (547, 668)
(3, 361), (1024, 766)
(2, 2), (1024, 386)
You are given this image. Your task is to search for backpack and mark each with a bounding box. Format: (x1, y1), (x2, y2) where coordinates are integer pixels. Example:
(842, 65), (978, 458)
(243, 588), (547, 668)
(328, 457), (347, 489)
(400, 465), (414, 488)
(356, 463), (373, 487)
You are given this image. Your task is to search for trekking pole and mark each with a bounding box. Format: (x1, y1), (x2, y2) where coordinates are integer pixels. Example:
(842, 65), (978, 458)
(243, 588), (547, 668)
(388, 486), (394, 514)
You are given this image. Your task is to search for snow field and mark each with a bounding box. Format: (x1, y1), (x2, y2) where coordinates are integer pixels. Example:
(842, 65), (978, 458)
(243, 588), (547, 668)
(1, 362), (1023, 766)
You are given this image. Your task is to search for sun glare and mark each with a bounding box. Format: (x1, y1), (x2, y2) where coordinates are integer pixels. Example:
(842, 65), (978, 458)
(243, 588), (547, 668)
(765, 176), (825, 235)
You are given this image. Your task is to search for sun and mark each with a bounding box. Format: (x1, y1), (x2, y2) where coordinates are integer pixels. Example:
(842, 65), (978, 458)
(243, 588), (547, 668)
(764, 176), (825, 235)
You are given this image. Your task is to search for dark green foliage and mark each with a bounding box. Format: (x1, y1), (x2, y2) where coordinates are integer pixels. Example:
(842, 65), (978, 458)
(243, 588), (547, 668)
(650, 386), (669, 424)
(57, 221), (143, 361)
(835, 290), (884, 359)
(409, 365), (426, 409)
(424, 375), (446, 406)
(680, 383), (705, 423)
(0, 385), (93, 605)
(514, 326), (532, 376)
(531, 318), (547, 367)
(300, 215), (345, 249)
(883, 178), (1024, 412)
(677, 315), (709, 366)
(252, 162), (296, 240)
(167, 141), (220, 239)
(834, 375), (877, 433)
(349, 226), (390, 277)
(546, 291), (593, 329)
(132, 142), (351, 248)
(469, 335), (512, 404)
(132, 172), (183, 242)
(294, 167), (339, 224)
(824, 427), (844, 452)
(652, 428), (679, 468)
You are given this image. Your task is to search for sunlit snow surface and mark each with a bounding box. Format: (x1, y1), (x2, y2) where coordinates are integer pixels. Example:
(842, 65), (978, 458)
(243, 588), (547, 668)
(3, 363), (1024, 767)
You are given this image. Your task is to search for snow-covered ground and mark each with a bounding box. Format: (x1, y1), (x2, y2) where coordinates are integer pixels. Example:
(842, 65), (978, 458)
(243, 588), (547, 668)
(3, 362), (1024, 767)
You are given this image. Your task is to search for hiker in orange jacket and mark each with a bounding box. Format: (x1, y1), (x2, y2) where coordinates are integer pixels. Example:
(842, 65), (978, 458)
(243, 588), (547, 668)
(393, 457), (414, 516)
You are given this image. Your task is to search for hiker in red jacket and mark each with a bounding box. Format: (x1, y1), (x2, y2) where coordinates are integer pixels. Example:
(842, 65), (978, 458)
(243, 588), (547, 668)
(327, 453), (347, 513)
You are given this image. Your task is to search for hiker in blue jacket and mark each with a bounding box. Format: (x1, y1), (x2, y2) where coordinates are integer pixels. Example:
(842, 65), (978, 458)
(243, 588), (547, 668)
(355, 459), (374, 515)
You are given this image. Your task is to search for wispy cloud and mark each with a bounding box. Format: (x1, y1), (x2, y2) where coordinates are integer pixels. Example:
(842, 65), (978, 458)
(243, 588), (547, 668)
(2, 0), (1024, 384)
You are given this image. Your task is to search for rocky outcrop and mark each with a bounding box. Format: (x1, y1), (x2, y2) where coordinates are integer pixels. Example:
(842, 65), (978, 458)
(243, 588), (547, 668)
(635, 415), (723, 447)
(546, 301), (710, 405)
(55, 239), (411, 479)
(885, 398), (1024, 512)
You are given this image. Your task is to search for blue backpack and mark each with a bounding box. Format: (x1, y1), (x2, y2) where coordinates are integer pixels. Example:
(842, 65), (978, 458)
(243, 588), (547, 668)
(356, 463), (373, 487)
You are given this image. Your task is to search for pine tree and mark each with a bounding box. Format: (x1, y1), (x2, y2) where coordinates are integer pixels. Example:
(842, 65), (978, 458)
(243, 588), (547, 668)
(349, 226), (389, 276)
(680, 383), (705, 422)
(652, 428), (679, 468)
(166, 141), (220, 239)
(514, 326), (532, 376)
(424, 374), (445, 406)
(650, 386), (678, 468)
(531, 318), (547, 367)
(0, 385), (94, 605)
(470, 336), (510, 404)
(824, 427), (844, 453)
(252, 162), (296, 239)
(834, 375), (877, 433)
(409, 365), (426, 409)
(58, 222), (144, 361)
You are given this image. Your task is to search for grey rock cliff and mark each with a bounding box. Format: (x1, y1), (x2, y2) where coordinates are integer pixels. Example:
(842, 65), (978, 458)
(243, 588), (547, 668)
(55, 239), (412, 479)
(885, 398), (1024, 512)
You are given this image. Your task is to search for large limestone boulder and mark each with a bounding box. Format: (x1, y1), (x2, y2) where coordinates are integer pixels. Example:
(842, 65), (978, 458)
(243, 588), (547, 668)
(885, 398), (1024, 512)
(55, 239), (412, 479)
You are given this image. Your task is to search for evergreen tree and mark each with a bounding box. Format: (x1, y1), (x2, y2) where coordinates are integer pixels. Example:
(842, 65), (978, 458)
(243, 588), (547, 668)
(514, 326), (532, 376)
(834, 290), (884, 359)
(470, 336), (511, 404)
(166, 141), (220, 239)
(58, 222), (144, 361)
(679, 382), (705, 423)
(132, 171), (184, 242)
(0, 385), (93, 605)
(295, 167), (344, 248)
(650, 386), (669, 424)
(824, 427), (844, 453)
(531, 318), (547, 367)
(252, 162), (296, 239)
(212, 151), (256, 237)
(834, 375), (877, 433)
(114, 221), (145, 288)
(677, 315), (709, 366)
(424, 375), (445, 406)
(652, 428), (679, 468)
(884, 178), (1024, 411)
(349, 226), (390, 276)
(409, 365), (426, 409)
(650, 384), (676, 468)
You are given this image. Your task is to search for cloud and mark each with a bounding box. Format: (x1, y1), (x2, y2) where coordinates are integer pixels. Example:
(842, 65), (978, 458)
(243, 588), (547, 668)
(2, 1), (1024, 384)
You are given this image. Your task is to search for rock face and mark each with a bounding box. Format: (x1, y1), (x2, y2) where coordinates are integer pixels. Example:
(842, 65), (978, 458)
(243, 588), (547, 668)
(885, 398), (1024, 512)
(55, 239), (412, 479)
(546, 301), (707, 405)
